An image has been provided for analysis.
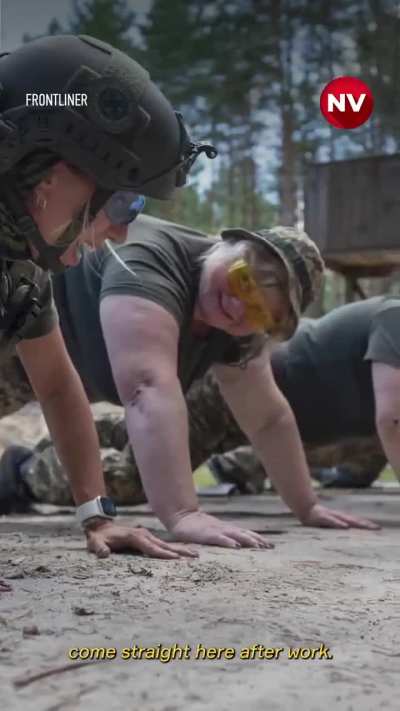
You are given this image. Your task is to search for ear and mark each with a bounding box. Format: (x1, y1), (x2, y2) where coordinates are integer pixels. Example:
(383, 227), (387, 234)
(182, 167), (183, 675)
(34, 161), (64, 199)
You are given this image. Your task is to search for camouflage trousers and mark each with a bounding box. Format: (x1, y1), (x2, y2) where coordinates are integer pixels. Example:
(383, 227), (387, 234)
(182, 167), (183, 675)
(0, 354), (36, 419)
(16, 369), (386, 506)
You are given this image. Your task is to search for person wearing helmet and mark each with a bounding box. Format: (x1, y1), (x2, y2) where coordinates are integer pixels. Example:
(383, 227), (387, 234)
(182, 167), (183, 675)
(0, 34), (215, 271)
(0, 215), (377, 544)
(0, 34), (215, 561)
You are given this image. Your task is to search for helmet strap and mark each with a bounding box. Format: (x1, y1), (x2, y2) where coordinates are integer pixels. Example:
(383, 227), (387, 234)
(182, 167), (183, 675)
(1, 186), (73, 273)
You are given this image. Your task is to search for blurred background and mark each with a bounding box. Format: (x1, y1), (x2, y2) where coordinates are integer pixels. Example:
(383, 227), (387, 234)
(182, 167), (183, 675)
(2, 0), (400, 312)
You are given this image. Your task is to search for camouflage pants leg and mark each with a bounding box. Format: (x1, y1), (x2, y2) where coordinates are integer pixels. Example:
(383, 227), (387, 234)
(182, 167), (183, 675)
(190, 374), (387, 489)
(0, 354), (146, 504)
(23, 416), (146, 506)
(207, 435), (387, 489)
(0, 353), (35, 418)
(187, 371), (266, 491)
(18, 367), (388, 504)
(305, 435), (387, 486)
(186, 371), (247, 467)
(22, 370), (246, 505)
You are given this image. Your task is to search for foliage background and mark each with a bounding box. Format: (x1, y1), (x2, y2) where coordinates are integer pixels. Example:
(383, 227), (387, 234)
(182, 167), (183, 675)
(23, 0), (400, 311)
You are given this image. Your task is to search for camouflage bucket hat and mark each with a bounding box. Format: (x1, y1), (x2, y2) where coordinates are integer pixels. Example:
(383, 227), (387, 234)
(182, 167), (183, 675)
(220, 225), (325, 333)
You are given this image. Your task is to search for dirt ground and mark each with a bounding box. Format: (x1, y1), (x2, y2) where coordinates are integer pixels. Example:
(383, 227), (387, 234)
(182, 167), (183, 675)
(1, 489), (399, 711)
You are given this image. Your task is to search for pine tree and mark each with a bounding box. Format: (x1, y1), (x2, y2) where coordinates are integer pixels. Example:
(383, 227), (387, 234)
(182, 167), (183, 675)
(24, 0), (139, 56)
(68, 0), (137, 54)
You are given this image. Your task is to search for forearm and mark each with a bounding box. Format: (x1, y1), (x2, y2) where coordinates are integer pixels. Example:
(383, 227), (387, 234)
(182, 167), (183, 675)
(124, 382), (199, 529)
(377, 421), (400, 480)
(251, 411), (318, 520)
(39, 371), (105, 505)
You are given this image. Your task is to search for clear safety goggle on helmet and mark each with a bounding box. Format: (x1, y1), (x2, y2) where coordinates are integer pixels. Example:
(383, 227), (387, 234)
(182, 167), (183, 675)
(52, 191), (145, 251)
(88, 187), (145, 224)
(103, 191), (146, 225)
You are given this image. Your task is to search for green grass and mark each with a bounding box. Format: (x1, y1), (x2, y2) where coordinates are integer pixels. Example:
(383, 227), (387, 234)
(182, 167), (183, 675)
(193, 464), (216, 489)
(193, 461), (398, 490)
(379, 465), (397, 482)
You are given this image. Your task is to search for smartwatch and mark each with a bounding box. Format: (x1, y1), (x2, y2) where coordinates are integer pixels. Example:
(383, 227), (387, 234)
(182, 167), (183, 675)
(76, 496), (117, 527)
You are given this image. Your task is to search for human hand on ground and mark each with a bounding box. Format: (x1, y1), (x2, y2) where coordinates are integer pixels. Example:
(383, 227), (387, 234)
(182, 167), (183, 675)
(300, 503), (380, 530)
(170, 511), (273, 548)
(85, 521), (198, 559)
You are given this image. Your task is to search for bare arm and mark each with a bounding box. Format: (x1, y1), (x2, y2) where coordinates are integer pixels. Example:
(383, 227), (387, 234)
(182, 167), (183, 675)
(17, 323), (196, 560)
(100, 295), (268, 548)
(213, 350), (378, 530)
(17, 325), (105, 505)
(100, 295), (199, 528)
(213, 352), (318, 520)
(372, 361), (400, 479)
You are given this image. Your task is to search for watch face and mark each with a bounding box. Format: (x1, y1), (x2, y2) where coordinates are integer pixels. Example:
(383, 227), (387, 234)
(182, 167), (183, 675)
(100, 497), (117, 517)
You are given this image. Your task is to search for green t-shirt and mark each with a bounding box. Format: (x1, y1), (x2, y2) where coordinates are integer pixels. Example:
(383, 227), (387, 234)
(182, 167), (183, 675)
(52, 214), (256, 403)
(270, 296), (400, 443)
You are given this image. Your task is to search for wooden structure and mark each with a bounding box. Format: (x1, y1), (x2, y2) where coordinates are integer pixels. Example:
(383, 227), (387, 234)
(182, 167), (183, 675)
(304, 154), (400, 295)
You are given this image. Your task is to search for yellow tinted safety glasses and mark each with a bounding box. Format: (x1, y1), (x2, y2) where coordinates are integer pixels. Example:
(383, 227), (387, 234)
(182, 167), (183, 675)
(227, 259), (282, 333)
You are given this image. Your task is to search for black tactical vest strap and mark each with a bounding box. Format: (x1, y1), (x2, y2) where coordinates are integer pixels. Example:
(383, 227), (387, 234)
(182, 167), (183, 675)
(0, 260), (43, 345)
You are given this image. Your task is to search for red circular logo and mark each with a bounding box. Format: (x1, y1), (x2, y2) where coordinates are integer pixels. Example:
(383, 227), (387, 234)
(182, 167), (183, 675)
(320, 76), (374, 129)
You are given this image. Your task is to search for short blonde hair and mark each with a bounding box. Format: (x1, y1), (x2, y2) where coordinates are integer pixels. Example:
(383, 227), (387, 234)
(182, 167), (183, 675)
(201, 236), (289, 307)
(200, 237), (291, 364)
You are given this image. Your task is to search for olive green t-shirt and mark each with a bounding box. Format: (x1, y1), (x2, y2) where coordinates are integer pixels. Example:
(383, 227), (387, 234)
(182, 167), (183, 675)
(270, 296), (400, 444)
(52, 214), (256, 403)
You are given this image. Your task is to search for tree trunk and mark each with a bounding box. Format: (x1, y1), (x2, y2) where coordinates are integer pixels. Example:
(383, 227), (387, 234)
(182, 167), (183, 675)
(270, 0), (298, 225)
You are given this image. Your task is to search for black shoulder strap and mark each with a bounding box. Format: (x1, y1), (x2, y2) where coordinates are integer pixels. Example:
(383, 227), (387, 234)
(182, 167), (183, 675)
(0, 260), (44, 344)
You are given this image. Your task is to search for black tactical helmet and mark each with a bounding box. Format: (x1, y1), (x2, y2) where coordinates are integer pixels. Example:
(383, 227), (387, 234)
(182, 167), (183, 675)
(0, 35), (215, 198)
(0, 35), (217, 271)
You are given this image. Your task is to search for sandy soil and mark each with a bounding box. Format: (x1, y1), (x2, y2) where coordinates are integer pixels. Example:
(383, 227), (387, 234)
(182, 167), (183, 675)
(1, 489), (399, 711)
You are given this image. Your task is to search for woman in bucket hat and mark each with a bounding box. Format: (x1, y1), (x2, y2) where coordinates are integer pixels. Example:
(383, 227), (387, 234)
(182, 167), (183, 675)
(0, 214), (377, 547)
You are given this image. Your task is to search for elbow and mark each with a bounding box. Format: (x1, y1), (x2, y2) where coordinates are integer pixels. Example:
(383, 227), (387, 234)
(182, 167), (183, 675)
(117, 373), (157, 409)
(375, 410), (400, 435)
(253, 406), (296, 442)
(116, 369), (179, 410)
(269, 408), (297, 433)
